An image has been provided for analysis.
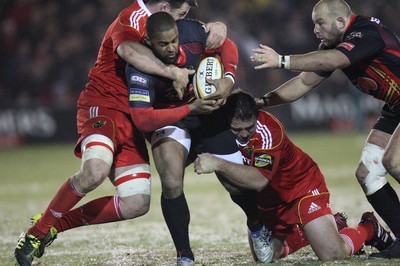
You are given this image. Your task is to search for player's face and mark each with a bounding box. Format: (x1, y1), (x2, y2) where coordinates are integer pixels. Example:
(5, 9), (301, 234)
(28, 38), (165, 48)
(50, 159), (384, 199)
(149, 27), (180, 64)
(312, 8), (342, 47)
(230, 117), (257, 145)
(167, 3), (191, 20)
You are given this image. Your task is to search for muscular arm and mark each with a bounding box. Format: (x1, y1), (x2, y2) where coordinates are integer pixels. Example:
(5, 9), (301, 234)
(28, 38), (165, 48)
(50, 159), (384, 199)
(194, 153), (269, 191)
(251, 44), (351, 72)
(258, 72), (327, 107)
(117, 41), (193, 99)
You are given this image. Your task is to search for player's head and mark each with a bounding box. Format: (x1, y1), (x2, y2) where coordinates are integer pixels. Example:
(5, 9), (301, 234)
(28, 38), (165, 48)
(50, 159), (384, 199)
(224, 91), (258, 145)
(146, 0), (198, 20)
(146, 12), (179, 64)
(312, 0), (352, 47)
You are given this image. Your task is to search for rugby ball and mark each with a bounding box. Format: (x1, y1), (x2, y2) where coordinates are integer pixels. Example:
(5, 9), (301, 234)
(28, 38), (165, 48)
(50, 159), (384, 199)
(193, 57), (223, 99)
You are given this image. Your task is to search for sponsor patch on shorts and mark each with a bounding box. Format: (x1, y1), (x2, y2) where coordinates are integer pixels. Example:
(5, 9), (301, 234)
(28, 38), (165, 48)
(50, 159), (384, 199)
(129, 88), (150, 103)
(253, 152), (274, 170)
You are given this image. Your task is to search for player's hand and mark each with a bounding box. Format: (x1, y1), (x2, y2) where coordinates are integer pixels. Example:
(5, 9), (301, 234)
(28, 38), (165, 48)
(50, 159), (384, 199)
(188, 98), (219, 115)
(204, 77), (233, 106)
(205, 22), (227, 50)
(250, 44), (280, 69)
(170, 65), (195, 100)
(194, 153), (218, 174)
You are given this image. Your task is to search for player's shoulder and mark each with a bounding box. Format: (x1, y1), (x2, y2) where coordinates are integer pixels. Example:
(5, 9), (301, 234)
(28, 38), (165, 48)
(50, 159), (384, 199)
(176, 19), (207, 41)
(256, 110), (285, 148)
(118, 2), (149, 30)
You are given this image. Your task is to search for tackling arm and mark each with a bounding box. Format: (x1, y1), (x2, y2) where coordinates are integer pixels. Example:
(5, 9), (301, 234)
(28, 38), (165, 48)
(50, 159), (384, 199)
(257, 72), (326, 107)
(194, 153), (269, 191)
(117, 41), (193, 99)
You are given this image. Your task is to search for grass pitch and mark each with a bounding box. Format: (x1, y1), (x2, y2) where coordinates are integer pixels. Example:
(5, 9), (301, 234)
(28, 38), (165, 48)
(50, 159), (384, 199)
(1, 132), (399, 265)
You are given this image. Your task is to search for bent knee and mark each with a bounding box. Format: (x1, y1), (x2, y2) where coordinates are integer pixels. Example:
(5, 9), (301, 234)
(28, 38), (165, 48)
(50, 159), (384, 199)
(120, 194), (151, 219)
(382, 154), (400, 180)
(76, 159), (110, 192)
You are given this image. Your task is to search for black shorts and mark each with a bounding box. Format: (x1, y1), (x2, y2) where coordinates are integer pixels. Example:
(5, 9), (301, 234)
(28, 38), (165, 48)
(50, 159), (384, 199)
(373, 104), (400, 134)
(174, 109), (238, 155)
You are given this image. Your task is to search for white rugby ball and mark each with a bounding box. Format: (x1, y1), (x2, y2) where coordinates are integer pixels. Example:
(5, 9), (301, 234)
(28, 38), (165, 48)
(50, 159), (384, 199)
(193, 57), (223, 99)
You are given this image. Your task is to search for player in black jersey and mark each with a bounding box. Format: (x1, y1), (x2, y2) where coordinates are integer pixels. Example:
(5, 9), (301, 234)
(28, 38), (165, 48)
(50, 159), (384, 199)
(126, 12), (271, 265)
(250, 0), (400, 259)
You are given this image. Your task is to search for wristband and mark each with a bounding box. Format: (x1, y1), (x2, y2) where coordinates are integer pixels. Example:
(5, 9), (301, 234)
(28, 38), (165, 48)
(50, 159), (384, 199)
(224, 73), (235, 84)
(279, 55), (291, 69)
(260, 96), (269, 107)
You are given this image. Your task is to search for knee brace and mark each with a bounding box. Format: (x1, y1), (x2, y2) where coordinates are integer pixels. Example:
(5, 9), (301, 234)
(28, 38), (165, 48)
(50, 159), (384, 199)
(360, 143), (388, 195)
(81, 134), (114, 166)
(114, 164), (151, 197)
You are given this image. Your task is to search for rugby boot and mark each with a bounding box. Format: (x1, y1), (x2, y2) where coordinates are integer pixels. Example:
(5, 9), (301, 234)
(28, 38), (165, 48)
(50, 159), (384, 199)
(359, 212), (394, 251)
(334, 212), (348, 231)
(30, 213), (58, 258)
(369, 239), (400, 259)
(14, 232), (40, 266)
(176, 256), (195, 266)
(248, 226), (274, 263)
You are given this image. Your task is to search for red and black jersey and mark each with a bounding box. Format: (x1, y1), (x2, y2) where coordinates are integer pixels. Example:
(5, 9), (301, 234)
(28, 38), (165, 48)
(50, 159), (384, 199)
(239, 110), (328, 207)
(318, 15), (400, 111)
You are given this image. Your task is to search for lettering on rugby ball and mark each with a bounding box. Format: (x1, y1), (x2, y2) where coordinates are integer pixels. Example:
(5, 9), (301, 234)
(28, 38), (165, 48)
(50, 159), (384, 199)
(193, 57), (223, 99)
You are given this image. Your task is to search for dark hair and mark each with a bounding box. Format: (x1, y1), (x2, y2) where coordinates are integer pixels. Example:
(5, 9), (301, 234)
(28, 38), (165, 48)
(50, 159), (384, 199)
(145, 0), (198, 9)
(224, 91), (258, 121)
(146, 12), (177, 39)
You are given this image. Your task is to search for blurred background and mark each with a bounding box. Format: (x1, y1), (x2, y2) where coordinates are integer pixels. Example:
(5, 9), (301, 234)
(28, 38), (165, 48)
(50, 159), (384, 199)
(1, 0), (399, 148)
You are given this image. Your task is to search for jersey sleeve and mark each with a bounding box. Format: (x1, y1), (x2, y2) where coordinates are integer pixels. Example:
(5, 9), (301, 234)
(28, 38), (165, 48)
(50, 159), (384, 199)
(111, 15), (144, 52)
(251, 148), (282, 181)
(206, 38), (239, 81)
(126, 64), (190, 133)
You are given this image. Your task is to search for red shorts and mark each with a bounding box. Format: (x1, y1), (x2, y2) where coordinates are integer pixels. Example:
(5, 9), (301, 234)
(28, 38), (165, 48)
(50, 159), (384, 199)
(259, 192), (332, 236)
(75, 106), (149, 168)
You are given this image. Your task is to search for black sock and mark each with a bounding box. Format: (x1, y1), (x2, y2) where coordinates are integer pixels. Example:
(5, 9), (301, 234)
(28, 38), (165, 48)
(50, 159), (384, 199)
(230, 190), (263, 232)
(367, 183), (400, 237)
(161, 193), (194, 260)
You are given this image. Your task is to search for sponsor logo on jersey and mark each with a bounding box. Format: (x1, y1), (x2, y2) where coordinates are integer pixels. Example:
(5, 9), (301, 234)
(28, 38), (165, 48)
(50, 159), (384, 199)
(307, 202), (321, 214)
(338, 42), (355, 51)
(253, 153), (274, 170)
(92, 120), (106, 128)
(345, 31), (363, 41)
(130, 75), (149, 86)
(129, 88), (150, 102)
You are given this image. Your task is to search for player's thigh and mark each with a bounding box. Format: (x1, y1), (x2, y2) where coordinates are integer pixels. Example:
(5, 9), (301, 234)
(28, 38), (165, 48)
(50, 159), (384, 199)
(151, 132), (188, 182)
(303, 214), (348, 260)
(383, 124), (400, 179)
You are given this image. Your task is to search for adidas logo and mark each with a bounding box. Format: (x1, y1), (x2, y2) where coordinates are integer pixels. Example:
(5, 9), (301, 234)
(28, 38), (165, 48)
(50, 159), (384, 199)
(308, 202), (321, 214)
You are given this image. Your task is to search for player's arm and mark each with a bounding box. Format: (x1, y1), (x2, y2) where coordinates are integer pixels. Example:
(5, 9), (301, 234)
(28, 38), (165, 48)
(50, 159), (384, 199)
(194, 153), (269, 191)
(204, 22), (227, 50)
(117, 41), (194, 100)
(250, 44), (351, 71)
(204, 38), (239, 105)
(255, 71), (327, 108)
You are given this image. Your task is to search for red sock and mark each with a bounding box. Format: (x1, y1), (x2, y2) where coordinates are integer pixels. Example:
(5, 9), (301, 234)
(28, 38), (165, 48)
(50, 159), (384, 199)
(282, 225), (309, 257)
(339, 224), (372, 255)
(54, 196), (123, 232)
(28, 177), (84, 238)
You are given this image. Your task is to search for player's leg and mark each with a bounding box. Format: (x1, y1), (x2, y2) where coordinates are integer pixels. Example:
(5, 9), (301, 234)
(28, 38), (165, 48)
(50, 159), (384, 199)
(356, 131), (400, 240)
(14, 111), (116, 266)
(151, 126), (194, 264)
(369, 123), (400, 259)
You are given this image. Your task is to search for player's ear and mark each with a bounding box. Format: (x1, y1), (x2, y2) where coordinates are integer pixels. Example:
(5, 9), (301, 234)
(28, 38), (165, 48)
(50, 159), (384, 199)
(337, 17), (346, 30)
(159, 2), (170, 12)
(144, 36), (151, 47)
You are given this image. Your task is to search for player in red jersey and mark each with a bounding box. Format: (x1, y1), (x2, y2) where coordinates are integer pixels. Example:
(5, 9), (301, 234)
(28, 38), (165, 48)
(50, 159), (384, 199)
(250, 0), (400, 259)
(13, 1), (230, 266)
(194, 91), (394, 262)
